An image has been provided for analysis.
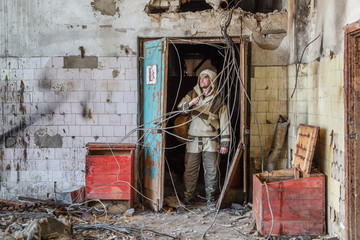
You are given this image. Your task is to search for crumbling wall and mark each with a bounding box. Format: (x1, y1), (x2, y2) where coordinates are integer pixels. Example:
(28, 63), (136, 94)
(284, 0), (360, 238)
(0, 0), (291, 200)
(287, 55), (345, 239)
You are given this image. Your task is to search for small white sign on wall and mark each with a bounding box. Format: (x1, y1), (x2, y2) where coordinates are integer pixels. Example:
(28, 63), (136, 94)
(146, 65), (157, 85)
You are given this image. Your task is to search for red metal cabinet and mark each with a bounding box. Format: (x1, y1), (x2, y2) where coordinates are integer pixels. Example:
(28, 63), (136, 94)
(253, 170), (325, 236)
(253, 125), (325, 236)
(85, 143), (135, 207)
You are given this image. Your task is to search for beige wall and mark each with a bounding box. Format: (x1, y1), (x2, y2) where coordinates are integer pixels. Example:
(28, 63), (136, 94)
(250, 54), (345, 238)
(250, 66), (288, 172)
(288, 55), (345, 237)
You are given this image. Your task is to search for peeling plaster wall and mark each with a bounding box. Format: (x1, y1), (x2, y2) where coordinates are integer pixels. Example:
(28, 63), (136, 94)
(284, 1), (360, 238)
(250, 1), (359, 238)
(251, 1), (290, 66)
(0, 0), (257, 57)
(287, 55), (345, 239)
(289, 0), (360, 64)
(0, 0), (291, 57)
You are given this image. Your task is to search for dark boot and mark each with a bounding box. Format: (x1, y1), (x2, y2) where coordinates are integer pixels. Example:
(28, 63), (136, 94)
(206, 187), (216, 211)
(182, 190), (194, 206)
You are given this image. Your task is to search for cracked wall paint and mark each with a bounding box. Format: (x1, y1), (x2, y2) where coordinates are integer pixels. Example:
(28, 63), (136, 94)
(91, 0), (120, 16)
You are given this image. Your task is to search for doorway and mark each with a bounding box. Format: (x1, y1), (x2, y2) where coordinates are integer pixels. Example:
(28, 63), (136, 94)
(344, 20), (360, 240)
(139, 38), (250, 210)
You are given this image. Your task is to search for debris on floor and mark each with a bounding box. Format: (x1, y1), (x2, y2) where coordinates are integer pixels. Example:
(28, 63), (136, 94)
(0, 197), (333, 239)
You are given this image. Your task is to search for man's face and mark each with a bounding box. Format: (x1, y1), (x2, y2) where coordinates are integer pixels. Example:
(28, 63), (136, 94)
(199, 76), (211, 88)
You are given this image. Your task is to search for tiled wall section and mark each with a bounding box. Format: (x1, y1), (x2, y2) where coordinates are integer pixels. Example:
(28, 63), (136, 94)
(287, 55), (345, 238)
(250, 66), (288, 172)
(0, 56), (138, 199)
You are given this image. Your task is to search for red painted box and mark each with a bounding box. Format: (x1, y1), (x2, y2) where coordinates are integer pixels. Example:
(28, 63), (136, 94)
(253, 125), (325, 236)
(85, 143), (135, 207)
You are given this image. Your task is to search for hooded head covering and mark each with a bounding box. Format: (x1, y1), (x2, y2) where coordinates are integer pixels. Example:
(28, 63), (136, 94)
(195, 69), (218, 97)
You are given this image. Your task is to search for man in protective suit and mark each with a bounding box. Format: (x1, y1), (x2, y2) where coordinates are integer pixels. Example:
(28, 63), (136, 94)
(177, 69), (230, 210)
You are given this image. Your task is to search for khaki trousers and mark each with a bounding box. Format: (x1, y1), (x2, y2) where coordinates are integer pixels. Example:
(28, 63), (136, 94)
(184, 137), (219, 198)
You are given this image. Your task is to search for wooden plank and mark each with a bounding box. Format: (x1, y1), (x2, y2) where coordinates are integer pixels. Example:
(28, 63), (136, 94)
(266, 175), (324, 188)
(294, 168), (300, 179)
(86, 184), (131, 200)
(86, 143), (136, 150)
(86, 184), (131, 193)
(87, 164), (132, 175)
(87, 193), (131, 199)
(217, 143), (244, 208)
(292, 124), (319, 174)
(256, 168), (295, 179)
(240, 42), (247, 196)
(252, 174), (264, 234)
(263, 221), (324, 236)
(263, 187), (324, 200)
(86, 156), (132, 166)
(263, 209), (324, 221)
(261, 199), (324, 211)
(86, 174), (131, 185)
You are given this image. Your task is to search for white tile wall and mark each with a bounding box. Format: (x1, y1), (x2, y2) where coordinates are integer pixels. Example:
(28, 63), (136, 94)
(0, 56), (138, 199)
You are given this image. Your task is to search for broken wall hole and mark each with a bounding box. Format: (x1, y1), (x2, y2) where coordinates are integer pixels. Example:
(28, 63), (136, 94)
(179, 0), (212, 12)
(145, 0), (285, 14)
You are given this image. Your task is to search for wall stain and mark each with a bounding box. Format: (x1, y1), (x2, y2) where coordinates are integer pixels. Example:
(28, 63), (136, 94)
(79, 46), (85, 58)
(100, 25), (112, 28)
(120, 44), (132, 55)
(112, 70), (119, 78)
(87, 109), (93, 121)
(34, 131), (63, 148)
(81, 102), (88, 118)
(91, 0), (120, 17)
(82, 25), (87, 29)
(19, 80), (26, 115)
(16, 163), (20, 183)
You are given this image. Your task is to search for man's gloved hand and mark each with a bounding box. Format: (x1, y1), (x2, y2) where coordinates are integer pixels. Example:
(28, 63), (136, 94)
(189, 97), (200, 107)
(220, 147), (228, 154)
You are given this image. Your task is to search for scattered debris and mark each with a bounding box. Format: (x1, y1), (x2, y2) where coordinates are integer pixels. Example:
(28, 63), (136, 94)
(123, 208), (135, 217)
(0, 197), (329, 239)
(231, 203), (245, 211)
(22, 217), (72, 240)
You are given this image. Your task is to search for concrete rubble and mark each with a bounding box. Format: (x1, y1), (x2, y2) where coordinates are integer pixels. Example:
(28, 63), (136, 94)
(0, 196), (257, 239)
(0, 197), (340, 239)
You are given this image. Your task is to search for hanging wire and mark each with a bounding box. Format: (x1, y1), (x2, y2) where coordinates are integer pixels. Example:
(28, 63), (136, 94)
(290, 34), (321, 100)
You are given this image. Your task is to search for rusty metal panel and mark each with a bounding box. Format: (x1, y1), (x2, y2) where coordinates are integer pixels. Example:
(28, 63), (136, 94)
(85, 143), (135, 207)
(253, 170), (325, 236)
(141, 38), (168, 211)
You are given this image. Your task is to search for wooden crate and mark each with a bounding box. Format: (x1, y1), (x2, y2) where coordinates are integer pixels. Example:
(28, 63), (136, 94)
(253, 125), (325, 236)
(85, 143), (135, 207)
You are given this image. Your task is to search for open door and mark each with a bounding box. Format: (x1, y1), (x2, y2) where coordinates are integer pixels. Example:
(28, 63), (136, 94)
(217, 41), (250, 206)
(140, 38), (168, 211)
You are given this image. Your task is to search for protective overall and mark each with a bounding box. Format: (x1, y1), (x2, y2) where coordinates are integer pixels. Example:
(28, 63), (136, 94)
(177, 69), (230, 203)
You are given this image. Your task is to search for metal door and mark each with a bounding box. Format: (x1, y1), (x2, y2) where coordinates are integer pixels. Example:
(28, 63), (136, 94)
(140, 38), (168, 211)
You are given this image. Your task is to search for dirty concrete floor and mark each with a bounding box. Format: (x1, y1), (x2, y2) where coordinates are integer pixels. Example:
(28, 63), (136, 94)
(122, 200), (257, 240)
(0, 197), (257, 240)
(0, 197), (331, 240)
